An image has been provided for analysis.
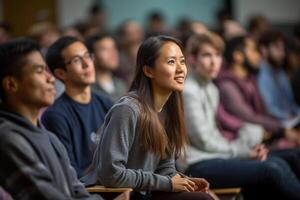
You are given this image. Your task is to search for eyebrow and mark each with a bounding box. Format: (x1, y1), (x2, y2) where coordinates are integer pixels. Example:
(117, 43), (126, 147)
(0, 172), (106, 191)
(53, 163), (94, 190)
(166, 56), (185, 59)
(67, 51), (89, 60)
(33, 64), (47, 69)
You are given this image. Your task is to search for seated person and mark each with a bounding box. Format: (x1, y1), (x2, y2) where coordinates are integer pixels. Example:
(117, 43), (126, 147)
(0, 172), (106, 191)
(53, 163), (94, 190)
(216, 35), (300, 146)
(83, 36), (213, 200)
(85, 33), (127, 102)
(41, 36), (113, 178)
(0, 38), (109, 200)
(257, 30), (300, 124)
(182, 32), (300, 200)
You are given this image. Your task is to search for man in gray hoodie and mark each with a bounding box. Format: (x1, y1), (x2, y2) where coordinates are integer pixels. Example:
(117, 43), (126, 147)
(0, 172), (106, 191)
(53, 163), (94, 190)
(0, 38), (128, 200)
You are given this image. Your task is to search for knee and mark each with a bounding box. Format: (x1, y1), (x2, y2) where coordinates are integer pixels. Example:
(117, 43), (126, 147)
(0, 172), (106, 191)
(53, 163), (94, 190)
(261, 158), (287, 178)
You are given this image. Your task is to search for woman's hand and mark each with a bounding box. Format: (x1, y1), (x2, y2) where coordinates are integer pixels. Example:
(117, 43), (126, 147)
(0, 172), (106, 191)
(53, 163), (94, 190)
(250, 144), (268, 161)
(188, 177), (209, 193)
(171, 174), (196, 192)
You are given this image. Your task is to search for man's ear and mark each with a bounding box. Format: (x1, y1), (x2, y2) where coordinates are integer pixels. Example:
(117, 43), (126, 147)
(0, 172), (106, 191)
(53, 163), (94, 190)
(54, 68), (67, 81)
(2, 76), (19, 93)
(143, 65), (154, 79)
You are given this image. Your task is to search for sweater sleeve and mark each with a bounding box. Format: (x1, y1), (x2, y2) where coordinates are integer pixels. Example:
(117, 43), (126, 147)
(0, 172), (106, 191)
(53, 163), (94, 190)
(183, 87), (250, 158)
(0, 126), (102, 200)
(155, 156), (177, 177)
(97, 104), (172, 192)
(219, 81), (282, 133)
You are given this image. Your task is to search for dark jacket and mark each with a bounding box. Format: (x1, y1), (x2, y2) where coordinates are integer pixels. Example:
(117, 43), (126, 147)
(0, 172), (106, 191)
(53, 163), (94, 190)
(0, 106), (102, 200)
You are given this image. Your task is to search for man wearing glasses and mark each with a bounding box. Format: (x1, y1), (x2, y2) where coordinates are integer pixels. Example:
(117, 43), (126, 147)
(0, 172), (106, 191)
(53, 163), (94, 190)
(42, 36), (113, 178)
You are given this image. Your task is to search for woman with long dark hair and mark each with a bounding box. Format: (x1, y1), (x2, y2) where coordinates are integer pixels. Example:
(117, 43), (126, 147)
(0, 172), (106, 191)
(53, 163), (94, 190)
(85, 35), (213, 200)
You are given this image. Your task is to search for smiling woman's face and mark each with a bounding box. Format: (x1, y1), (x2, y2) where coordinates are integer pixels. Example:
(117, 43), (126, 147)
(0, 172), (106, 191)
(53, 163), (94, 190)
(146, 41), (187, 93)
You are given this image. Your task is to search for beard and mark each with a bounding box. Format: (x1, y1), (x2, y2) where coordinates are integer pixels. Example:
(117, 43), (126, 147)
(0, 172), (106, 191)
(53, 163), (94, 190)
(266, 55), (283, 69)
(244, 56), (260, 75)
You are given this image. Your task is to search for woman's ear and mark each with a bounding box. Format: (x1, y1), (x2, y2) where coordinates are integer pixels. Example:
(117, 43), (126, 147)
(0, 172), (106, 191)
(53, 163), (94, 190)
(143, 65), (154, 79)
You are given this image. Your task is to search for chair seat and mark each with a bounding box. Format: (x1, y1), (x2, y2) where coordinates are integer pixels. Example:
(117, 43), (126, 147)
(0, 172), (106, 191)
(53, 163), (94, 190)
(86, 185), (133, 193)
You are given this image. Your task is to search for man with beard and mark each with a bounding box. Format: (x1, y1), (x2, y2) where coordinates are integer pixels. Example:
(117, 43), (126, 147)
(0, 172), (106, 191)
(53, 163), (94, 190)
(216, 35), (300, 145)
(257, 30), (300, 125)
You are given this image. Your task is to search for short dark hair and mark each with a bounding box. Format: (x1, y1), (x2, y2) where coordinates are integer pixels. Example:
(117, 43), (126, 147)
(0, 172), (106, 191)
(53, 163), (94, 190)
(85, 33), (114, 53)
(46, 36), (80, 74)
(0, 38), (40, 101)
(258, 29), (285, 48)
(89, 3), (104, 15)
(224, 36), (248, 64)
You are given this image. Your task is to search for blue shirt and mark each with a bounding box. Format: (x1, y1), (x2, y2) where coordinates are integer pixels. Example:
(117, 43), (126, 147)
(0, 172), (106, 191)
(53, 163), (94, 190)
(41, 92), (113, 178)
(257, 61), (300, 120)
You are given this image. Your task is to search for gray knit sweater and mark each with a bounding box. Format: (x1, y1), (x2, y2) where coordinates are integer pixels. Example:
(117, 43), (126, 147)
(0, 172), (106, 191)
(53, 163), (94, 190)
(83, 94), (176, 192)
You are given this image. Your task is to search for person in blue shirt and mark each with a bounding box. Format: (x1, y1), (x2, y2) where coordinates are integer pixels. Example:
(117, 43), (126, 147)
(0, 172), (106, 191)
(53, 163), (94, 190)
(257, 30), (300, 124)
(42, 36), (113, 178)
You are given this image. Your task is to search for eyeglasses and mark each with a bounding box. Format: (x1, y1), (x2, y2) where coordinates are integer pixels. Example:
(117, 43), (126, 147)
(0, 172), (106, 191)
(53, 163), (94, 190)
(65, 52), (94, 66)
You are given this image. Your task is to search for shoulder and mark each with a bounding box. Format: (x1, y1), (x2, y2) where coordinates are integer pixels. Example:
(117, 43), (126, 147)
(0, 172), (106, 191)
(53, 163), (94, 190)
(41, 108), (67, 122)
(92, 92), (114, 107)
(184, 76), (201, 94)
(105, 95), (140, 122)
(258, 63), (272, 79)
(0, 119), (36, 157)
(111, 96), (140, 115)
(44, 94), (70, 112)
(218, 80), (239, 92)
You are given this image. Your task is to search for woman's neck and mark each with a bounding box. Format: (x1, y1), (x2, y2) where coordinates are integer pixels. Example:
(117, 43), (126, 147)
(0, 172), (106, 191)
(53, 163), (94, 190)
(152, 86), (171, 112)
(232, 63), (248, 79)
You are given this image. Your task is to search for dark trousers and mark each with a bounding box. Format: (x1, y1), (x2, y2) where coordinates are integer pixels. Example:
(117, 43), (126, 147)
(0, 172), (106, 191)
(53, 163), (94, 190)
(269, 148), (300, 180)
(185, 156), (300, 200)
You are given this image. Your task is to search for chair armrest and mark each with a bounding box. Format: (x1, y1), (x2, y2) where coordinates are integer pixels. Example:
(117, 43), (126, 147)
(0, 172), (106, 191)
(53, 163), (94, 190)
(211, 188), (241, 195)
(86, 185), (133, 193)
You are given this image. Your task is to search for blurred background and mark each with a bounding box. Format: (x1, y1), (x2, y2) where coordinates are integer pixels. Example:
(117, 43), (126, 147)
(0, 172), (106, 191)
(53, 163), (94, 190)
(0, 0), (300, 37)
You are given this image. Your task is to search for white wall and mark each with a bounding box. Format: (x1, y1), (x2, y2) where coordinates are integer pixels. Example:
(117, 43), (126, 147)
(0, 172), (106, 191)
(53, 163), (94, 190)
(234, 0), (300, 25)
(102, 0), (224, 29)
(57, 0), (94, 28)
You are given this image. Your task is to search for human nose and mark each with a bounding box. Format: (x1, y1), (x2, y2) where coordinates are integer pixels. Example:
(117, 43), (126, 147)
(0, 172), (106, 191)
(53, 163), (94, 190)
(176, 61), (186, 72)
(46, 71), (55, 83)
(82, 54), (93, 68)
